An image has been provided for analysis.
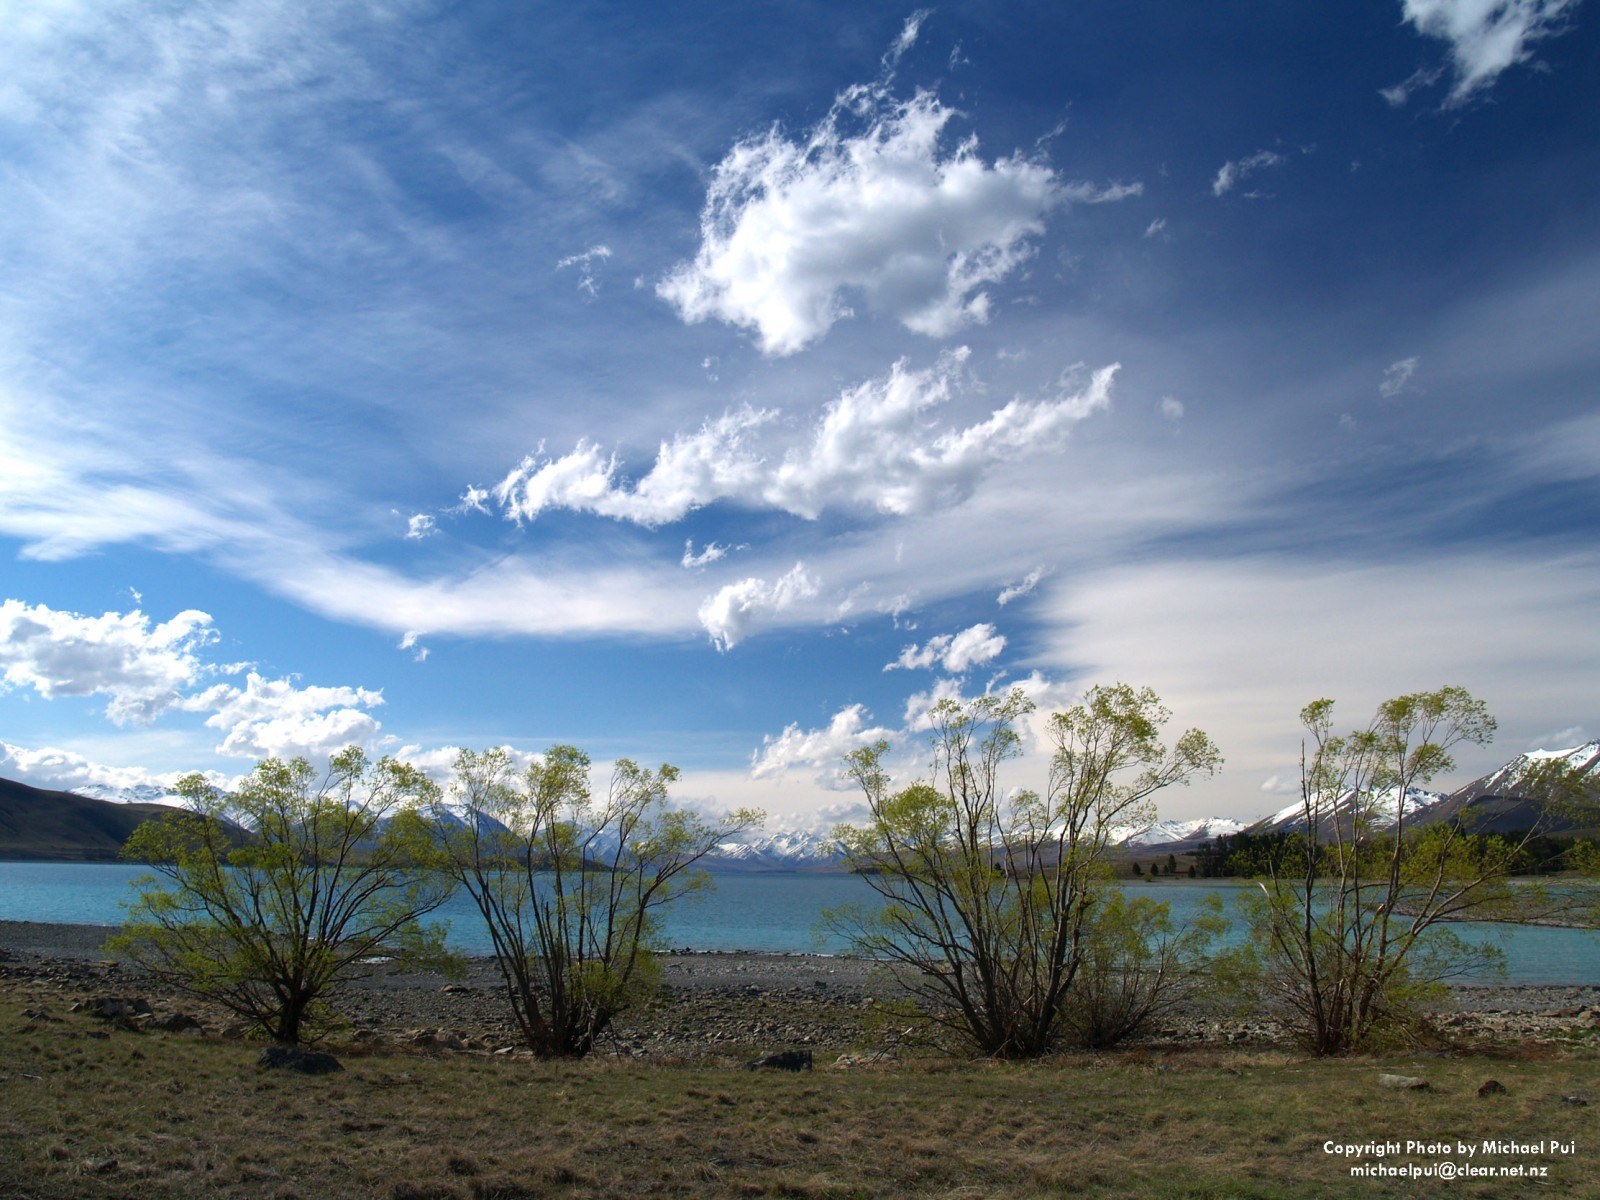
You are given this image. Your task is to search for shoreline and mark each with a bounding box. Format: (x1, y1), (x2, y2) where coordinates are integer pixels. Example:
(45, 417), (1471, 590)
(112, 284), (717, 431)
(3, 917), (1594, 1010)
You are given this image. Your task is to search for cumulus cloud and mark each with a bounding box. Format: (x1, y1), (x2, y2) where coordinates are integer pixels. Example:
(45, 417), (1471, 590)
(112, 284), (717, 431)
(1212, 150), (1285, 197)
(405, 513), (437, 540)
(494, 351), (1118, 526)
(697, 562), (819, 651)
(181, 672), (385, 760)
(1399, 0), (1578, 104)
(657, 36), (1098, 354)
(886, 622), (1006, 673)
(750, 703), (894, 784)
(398, 630), (430, 662)
(1379, 355), (1421, 399)
(0, 599), (216, 725)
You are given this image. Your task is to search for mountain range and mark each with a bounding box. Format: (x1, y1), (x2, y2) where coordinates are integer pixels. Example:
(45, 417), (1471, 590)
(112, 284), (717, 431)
(3, 739), (1595, 866)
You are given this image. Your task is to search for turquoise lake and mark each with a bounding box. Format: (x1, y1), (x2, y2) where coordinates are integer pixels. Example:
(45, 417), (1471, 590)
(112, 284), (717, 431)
(1, 861), (1594, 984)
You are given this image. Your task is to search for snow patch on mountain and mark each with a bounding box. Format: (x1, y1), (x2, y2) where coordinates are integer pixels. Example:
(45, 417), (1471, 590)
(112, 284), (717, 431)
(1114, 817), (1249, 846)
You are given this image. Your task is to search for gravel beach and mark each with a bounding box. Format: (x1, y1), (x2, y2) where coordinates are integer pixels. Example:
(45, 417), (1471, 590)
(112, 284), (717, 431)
(4, 919), (1597, 1059)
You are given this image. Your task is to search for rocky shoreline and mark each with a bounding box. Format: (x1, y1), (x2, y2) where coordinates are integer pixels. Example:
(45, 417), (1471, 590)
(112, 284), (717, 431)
(4, 919), (1598, 1060)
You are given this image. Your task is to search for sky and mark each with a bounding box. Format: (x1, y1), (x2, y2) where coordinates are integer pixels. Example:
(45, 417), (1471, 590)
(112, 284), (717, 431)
(1, 0), (1597, 830)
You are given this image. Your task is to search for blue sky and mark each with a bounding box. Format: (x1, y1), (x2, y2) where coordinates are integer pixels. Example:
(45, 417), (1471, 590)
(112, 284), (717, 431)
(2, 0), (1596, 827)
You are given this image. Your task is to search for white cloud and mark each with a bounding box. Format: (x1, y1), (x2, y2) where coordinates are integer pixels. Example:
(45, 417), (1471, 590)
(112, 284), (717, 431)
(398, 630), (430, 663)
(657, 61), (1070, 353)
(697, 562), (820, 651)
(1143, 217), (1168, 239)
(750, 703), (894, 785)
(1043, 553), (1600, 819)
(1212, 150), (1285, 197)
(681, 539), (735, 569)
(0, 739), (184, 797)
(0, 600), (216, 725)
(998, 568), (1046, 607)
(1526, 725), (1586, 752)
(405, 513), (437, 540)
(182, 672), (385, 760)
(1400, 0), (1578, 104)
(1159, 396), (1185, 422)
(494, 351), (1118, 526)
(1380, 65), (1446, 107)
(455, 486), (491, 515)
(555, 244), (613, 298)
(395, 742), (545, 785)
(886, 622), (1006, 673)
(1379, 355), (1420, 399)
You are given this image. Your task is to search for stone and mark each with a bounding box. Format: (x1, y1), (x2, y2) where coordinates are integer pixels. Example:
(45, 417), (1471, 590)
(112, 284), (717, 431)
(1477, 1080), (1508, 1097)
(258, 1045), (343, 1074)
(1378, 1073), (1429, 1090)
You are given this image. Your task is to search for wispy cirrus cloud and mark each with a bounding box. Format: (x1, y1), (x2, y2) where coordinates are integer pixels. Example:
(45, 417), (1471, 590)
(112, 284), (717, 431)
(1379, 356), (1421, 399)
(1212, 150), (1286, 197)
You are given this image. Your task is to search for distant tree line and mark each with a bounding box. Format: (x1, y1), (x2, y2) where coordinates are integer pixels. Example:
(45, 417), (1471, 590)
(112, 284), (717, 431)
(1191, 829), (1592, 879)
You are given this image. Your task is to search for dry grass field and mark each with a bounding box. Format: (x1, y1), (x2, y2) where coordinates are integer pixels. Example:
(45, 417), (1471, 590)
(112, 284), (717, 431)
(2, 987), (1599, 1200)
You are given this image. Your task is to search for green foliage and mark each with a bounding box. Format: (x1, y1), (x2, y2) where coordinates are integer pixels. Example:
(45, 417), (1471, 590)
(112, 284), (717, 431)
(1061, 888), (1223, 1048)
(830, 684), (1220, 1058)
(429, 745), (761, 1058)
(1228, 687), (1549, 1055)
(110, 748), (455, 1045)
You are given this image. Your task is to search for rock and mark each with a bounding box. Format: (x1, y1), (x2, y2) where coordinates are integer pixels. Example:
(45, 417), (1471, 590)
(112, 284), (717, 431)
(1477, 1080), (1508, 1097)
(746, 1050), (813, 1071)
(146, 1013), (204, 1033)
(258, 1045), (343, 1074)
(1561, 1094), (1589, 1107)
(1378, 1073), (1429, 1091)
(72, 997), (152, 1020)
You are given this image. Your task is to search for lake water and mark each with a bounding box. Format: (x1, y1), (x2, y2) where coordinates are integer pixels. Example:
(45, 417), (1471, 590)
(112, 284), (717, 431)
(1, 861), (1594, 984)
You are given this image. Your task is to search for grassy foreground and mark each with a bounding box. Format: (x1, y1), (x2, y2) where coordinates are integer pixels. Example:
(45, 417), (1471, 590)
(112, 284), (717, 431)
(1, 995), (1598, 1199)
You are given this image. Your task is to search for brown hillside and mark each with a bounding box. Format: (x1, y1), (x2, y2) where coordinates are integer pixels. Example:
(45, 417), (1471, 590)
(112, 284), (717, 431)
(0, 776), (182, 862)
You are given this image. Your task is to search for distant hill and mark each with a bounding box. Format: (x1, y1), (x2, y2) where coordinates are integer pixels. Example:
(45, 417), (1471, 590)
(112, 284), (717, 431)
(0, 775), (192, 861)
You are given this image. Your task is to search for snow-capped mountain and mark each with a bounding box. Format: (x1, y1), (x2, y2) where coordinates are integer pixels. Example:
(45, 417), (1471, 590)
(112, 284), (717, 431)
(1114, 817), (1249, 847)
(707, 829), (845, 870)
(1248, 786), (1446, 836)
(74, 782), (184, 807)
(1456, 740), (1600, 801)
(1410, 739), (1600, 835)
